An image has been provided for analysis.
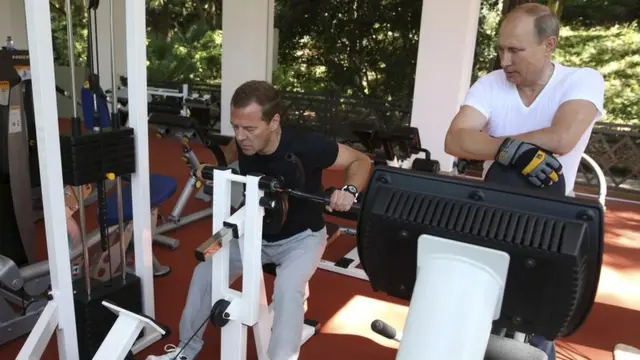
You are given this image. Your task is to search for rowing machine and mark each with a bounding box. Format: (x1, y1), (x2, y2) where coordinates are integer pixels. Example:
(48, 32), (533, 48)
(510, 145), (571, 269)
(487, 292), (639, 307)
(17, 1), (168, 358)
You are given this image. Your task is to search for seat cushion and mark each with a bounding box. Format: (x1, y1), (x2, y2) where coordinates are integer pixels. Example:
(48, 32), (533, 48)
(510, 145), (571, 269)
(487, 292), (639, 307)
(104, 174), (177, 226)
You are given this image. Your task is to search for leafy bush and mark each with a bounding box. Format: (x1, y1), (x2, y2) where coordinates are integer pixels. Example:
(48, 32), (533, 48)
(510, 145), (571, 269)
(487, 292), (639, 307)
(472, 0), (503, 80)
(146, 22), (222, 84)
(554, 22), (640, 124)
(561, 0), (640, 26)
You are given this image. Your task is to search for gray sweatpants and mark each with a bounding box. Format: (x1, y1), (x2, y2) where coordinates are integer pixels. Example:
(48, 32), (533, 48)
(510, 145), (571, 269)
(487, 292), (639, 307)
(177, 227), (328, 359)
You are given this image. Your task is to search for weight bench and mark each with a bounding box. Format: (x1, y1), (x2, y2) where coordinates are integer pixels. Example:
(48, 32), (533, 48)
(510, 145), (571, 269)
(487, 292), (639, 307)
(80, 89), (177, 278)
(88, 174), (177, 279)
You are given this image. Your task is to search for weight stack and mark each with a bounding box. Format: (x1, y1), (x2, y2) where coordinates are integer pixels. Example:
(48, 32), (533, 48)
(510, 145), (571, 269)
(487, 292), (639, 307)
(60, 127), (136, 186)
(73, 272), (142, 360)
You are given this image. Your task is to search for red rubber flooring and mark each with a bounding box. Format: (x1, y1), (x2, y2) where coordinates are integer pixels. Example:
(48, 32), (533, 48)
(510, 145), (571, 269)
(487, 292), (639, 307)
(1, 123), (639, 360)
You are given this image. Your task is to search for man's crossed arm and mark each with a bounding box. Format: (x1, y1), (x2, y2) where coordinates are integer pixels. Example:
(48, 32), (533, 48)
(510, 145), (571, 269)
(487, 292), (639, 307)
(445, 67), (605, 161)
(444, 99), (601, 160)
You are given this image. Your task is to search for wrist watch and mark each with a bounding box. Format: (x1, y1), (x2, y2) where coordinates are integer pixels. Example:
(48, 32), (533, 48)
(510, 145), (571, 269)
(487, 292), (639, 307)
(341, 184), (359, 200)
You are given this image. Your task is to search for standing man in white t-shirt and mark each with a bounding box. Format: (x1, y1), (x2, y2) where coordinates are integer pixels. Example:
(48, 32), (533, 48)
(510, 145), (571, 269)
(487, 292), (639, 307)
(445, 3), (605, 196)
(445, 3), (605, 359)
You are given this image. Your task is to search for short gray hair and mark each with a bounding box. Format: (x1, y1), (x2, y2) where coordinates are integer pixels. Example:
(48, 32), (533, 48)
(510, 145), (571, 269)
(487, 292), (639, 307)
(510, 3), (560, 43)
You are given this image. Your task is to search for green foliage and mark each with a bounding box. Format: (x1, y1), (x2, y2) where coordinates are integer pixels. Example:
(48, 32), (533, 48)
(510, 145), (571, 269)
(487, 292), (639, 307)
(47, 0), (639, 125)
(472, 0), (503, 81)
(276, 0), (422, 100)
(553, 23), (640, 124)
(561, 0), (640, 26)
(49, 0), (88, 67)
(146, 22), (222, 84)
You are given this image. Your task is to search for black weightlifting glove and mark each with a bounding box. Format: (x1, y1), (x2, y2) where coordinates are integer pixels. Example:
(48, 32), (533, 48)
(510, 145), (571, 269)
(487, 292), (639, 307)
(495, 137), (563, 188)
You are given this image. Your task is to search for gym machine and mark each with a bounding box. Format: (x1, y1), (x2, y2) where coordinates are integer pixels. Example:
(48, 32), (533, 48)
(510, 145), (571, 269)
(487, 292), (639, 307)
(454, 153), (608, 208)
(319, 125), (440, 281)
(325, 126), (608, 286)
(0, 47), (38, 264)
(15, 1), (167, 359)
(0, 40), (51, 346)
(151, 130), (242, 250)
(195, 160), (603, 359)
(192, 168), (334, 360)
(358, 166), (604, 359)
(76, 0), (173, 278)
(115, 76), (221, 131)
(107, 79), (231, 251)
(115, 79), (190, 117)
(347, 124), (440, 171)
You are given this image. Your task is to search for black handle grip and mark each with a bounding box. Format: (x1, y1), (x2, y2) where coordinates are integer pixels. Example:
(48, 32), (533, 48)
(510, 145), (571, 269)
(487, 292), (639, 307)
(323, 187), (362, 211)
(371, 320), (396, 340)
(286, 189), (361, 212)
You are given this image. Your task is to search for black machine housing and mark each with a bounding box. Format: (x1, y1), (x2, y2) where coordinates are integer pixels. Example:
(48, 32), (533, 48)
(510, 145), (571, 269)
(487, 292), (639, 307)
(357, 167), (604, 340)
(0, 49), (38, 187)
(74, 273), (143, 359)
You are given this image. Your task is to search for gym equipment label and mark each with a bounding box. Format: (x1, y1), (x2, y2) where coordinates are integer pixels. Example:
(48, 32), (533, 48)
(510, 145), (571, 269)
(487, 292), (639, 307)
(8, 105), (22, 134)
(0, 81), (8, 106)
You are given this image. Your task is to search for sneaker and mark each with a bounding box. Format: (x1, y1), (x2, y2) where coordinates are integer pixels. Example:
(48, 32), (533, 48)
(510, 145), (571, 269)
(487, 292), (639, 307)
(145, 344), (190, 360)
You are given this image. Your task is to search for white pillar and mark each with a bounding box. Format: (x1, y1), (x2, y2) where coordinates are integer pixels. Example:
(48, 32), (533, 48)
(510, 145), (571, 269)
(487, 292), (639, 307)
(220, 0), (275, 136)
(97, 0), (127, 91)
(0, 0), (28, 49)
(410, 0), (481, 172)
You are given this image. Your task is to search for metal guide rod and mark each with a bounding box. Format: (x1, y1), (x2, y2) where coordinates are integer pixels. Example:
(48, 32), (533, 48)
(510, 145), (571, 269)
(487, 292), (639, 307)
(108, 0), (127, 282)
(65, 0), (78, 119)
(66, 0), (92, 297)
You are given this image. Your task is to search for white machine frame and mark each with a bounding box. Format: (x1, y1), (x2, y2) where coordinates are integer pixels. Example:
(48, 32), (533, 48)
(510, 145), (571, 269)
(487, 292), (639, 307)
(371, 234), (511, 360)
(209, 169), (315, 359)
(16, 1), (163, 359)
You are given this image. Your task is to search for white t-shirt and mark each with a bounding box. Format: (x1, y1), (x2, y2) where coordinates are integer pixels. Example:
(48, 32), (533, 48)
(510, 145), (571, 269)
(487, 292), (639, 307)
(462, 62), (605, 195)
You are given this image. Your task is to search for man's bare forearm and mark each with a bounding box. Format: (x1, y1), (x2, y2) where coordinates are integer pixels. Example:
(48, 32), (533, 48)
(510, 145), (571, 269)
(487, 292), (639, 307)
(512, 127), (567, 155)
(344, 158), (372, 191)
(445, 129), (503, 161)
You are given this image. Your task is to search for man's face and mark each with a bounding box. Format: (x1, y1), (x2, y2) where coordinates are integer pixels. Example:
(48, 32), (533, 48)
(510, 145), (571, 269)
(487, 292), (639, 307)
(497, 14), (555, 86)
(231, 102), (279, 155)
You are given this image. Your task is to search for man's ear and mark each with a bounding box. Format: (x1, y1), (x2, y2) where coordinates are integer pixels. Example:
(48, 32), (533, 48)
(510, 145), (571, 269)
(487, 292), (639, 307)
(545, 36), (557, 54)
(269, 114), (281, 129)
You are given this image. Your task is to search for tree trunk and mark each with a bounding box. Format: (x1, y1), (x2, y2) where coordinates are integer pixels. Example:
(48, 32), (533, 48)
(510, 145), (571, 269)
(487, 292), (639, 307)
(492, 0), (536, 70)
(547, 0), (564, 20)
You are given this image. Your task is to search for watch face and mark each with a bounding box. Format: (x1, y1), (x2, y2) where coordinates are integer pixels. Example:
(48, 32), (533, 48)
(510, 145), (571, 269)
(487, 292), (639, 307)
(343, 185), (358, 195)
